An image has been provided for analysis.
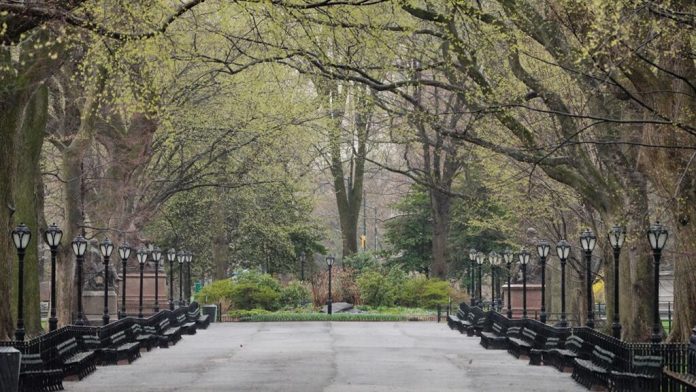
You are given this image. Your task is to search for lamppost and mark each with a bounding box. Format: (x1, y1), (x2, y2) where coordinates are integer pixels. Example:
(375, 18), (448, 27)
(608, 225), (626, 339)
(151, 246), (162, 312)
(178, 251), (184, 307)
(503, 249), (513, 318)
(326, 255), (335, 315)
(44, 223), (62, 331)
(167, 248), (176, 310)
(72, 235), (88, 326)
(537, 240), (550, 324)
(300, 251), (306, 281)
(99, 238), (114, 326)
(468, 248), (477, 305)
(489, 251), (499, 311)
(580, 229), (597, 328)
(556, 240), (571, 328)
(137, 247), (147, 318)
(476, 252), (484, 307)
(186, 252), (193, 304)
(518, 248), (530, 319)
(11, 224), (31, 341)
(647, 222), (668, 344)
(118, 243), (131, 319)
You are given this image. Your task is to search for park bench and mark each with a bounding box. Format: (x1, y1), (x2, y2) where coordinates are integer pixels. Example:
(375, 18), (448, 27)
(78, 333), (103, 363)
(545, 335), (585, 372)
(130, 324), (159, 351)
(18, 352), (63, 392)
(188, 307), (210, 329)
(529, 337), (560, 366)
(447, 312), (461, 330)
(572, 345), (617, 390)
(507, 327), (539, 359)
(663, 368), (696, 392)
(609, 355), (662, 392)
(176, 313), (197, 335)
(156, 317), (182, 347)
(100, 330), (141, 365)
(53, 336), (98, 380)
(480, 322), (508, 350)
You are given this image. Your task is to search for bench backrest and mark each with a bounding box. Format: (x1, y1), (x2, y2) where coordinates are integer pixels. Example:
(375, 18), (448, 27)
(131, 324), (143, 334)
(632, 355), (662, 375)
(591, 345), (617, 369)
(144, 325), (157, 335)
(81, 334), (101, 350)
(492, 323), (503, 334)
(188, 308), (200, 317)
(522, 328), (537, 343)
(110, 331), (127, 345)
(21, 353), (45, 372)
(564, 335), (584, 352)
(159, 318), (170, 330)
(543, 337), (560, 350)
(507, 326), (522, 337)
(56, 337), (78, 359)
(177, 313), (186, 323)
(467, 313), (476, 322)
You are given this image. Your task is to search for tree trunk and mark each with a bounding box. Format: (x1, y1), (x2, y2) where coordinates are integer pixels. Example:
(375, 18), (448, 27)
(430, 189), (451, 279)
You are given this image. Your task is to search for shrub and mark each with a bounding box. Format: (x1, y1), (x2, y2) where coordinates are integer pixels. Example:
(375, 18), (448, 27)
(195, 279), (235, 312)
(397, 276), (450, 309)
(279, 281), (312, 308)
(357, 269), (395, 307)
(342, 252), (379, 272)
(311, 268), (360, 306)
(227, 308), (271, 319)
(230, 282), (280, 310)
(239, 312), (411, 322)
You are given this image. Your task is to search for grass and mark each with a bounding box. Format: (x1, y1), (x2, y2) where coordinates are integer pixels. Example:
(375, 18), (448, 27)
(239, 312), (423, 322)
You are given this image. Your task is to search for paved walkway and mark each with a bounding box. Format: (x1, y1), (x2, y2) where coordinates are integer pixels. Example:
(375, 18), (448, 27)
(64, 322), (585, 391)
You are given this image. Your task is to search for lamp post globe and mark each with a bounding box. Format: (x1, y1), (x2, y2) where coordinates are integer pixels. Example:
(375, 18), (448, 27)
(608, 225), (625, 339)
(503, 249), (513, 318)
(71, 235), (88, 326)
(44, 223), (62, 331)
(556, 239), (571, 327)
(326, 255), (335, 315)
(536, 240), (550, 323)
(99, 238), (114, 325)
(580, 229), (597, 328)
(12, 224), (31, 340)
(136, 247), (148, 318)
(647, 222), (668, 343)
(118, 244), (131, 319)
(518, 248), (530, 319)
(167, 248), (176, 310)
(151, 246), (162, 312)
(468, 248), (477, 305)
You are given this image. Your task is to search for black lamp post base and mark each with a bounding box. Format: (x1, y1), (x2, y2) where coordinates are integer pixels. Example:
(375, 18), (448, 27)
(103, 314), (110, 326)
(327, 301), (333, 315)
(612, 322), (622, 339)
(154, 305), (159, 313)
(651, 327), (663, 344)
(586, 316), (595, 329)
(540, 311), (547, 324)
(48, 317), (58, 332)
(557, 319), (568, 328)
(169, 302), (174, 311)
(506, 310), (512, 319)
(14, 328), (24, 342)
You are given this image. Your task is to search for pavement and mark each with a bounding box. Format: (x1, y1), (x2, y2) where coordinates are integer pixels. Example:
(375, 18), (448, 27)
(63, 322), (586, 392)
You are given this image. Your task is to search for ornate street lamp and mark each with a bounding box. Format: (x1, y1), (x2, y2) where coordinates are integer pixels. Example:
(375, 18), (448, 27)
(537, 240), (551, 323)
(518, 248), (530, 319)
(326, 255), (335, 315)
(503, 249), (513, 318)
(468, 248), (477, 305)
(556, 239), (571, 328)
(580, 228), (597, 328)
(44, 223), (62, 331)
(608, 225), (626, 339)
(99, 238), (114, 325)
(71, 235), (88, 326)
(178, 251), (185, 307)
(647, 222), (668, 343)
(136, 247), (148, 318)
(151, 246), (162, 312)
(186, 252), (193, 304)
(490, 252), (502, 312)
(167, 249), (176, 310)
(300, 251), (306, 281)
(12, 224), (31, 341)
(118, 243), (131, 319)
(476, 252), (484, 307)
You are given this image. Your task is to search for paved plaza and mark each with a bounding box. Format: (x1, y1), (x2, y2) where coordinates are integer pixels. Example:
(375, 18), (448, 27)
(63, 322), (585, 391)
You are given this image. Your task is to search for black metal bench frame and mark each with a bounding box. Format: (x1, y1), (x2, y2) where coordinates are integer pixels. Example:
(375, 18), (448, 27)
(572, 345), (617, 390)
(176, 313), (197, 335)
(100, 330), (141, 365)
(545, 335), (585, 372)
(480, 322), (508, 350)
(18, 352), (64, 392)
(52, 336), (98, 380)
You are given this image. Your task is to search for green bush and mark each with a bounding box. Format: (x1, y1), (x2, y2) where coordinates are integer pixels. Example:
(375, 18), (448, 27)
(230, 282), (280, 310)
(397, 276), (450, 309)
(195, 279), (235, 311)
(227, 308), (271, 318)
(239, 312), (412, 322)
(357, 269), (395, 307)
(342, 252), (379, 272)
(279, 281), (312, 308)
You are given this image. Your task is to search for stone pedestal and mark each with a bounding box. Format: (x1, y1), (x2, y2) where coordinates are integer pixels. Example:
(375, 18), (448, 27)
(0, 347), (20, 392)
(502, 284), (542, 319)
(83, 290), (118, 323)
(123, 271), (169, 317)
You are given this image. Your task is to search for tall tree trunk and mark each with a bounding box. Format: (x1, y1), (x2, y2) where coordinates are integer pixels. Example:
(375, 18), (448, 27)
(430, 189), (451, 278)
